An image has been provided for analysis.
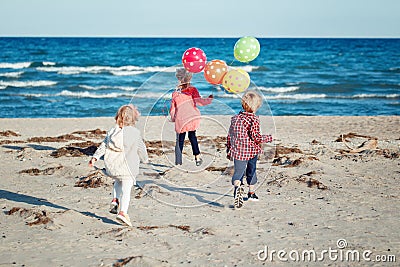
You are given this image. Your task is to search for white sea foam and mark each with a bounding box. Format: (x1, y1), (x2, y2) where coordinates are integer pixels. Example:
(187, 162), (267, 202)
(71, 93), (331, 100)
(264, 94), (327, 100)
(286, 82), (300, 86)
(0, 80), (57, 88)
(133, 92), (170, 99)
(43, 62), (56, 66)
(353, 94), (399, 99)
(217, 93), (242, 99)
(0, 62), (31, 69)
(258, 86), (300, 93)
(79, 85), (109, 90)
(14, 90), (166, 99)
(19, 93), (51, 98)
(230, 65), (257, 72)
(0, 72), (23, 78)
(219, 93), (325, 100)
(79, 85), (138, 91)
(37, 65), (169, 75)
(57, 90), (132, 98)
(110, 70), (149, 76)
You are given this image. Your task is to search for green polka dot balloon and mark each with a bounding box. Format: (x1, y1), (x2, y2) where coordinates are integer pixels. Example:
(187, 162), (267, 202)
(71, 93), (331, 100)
(233, 36), (260, 63)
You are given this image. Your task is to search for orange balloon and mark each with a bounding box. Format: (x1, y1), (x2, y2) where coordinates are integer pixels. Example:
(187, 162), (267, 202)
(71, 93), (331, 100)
(203, 59), (228, 85)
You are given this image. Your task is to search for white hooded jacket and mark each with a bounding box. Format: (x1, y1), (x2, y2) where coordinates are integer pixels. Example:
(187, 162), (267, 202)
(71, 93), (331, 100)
(93, 125), (148, 181)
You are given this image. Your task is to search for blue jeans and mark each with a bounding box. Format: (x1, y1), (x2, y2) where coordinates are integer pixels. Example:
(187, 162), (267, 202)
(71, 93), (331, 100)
(231, 155), (258, 185)
(175, 131), (200, 165)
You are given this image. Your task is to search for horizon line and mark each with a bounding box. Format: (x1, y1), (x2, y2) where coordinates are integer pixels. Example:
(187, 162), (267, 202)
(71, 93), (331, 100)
(0, 34), (399, 39)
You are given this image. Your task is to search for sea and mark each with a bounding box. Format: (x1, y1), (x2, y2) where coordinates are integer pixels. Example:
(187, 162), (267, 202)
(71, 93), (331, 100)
(0, 37), (399, 118)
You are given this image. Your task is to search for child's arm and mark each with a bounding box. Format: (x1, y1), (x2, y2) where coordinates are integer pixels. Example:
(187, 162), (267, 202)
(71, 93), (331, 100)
(226, 132), (231, 160)
(249, 117), (273, 144)
(138, 138), (149, 164)
(191, 88), (213, 106)
(169, 98), (176, 122)
(89, 135), (108, 166)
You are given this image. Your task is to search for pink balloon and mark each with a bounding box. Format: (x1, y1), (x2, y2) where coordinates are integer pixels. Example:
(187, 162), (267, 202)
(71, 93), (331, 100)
(182, 47), (207, 73)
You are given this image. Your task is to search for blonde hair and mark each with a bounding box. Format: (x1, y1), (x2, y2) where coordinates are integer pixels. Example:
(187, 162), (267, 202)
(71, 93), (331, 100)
(175, 67), (192, 89)
(241, 90), (263, 113)
(115, 104), (140, 127)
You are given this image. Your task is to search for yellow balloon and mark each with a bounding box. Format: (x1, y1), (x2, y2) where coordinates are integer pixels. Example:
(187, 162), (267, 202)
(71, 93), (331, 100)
(222, 69), (250, 93)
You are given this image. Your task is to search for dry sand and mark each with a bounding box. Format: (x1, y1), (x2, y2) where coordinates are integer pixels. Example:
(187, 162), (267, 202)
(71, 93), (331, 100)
(0, 116), (399, 266)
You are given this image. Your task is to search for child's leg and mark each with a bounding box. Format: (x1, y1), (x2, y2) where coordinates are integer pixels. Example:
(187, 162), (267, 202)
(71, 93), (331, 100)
(175, 132), (186, 165)
(119, 178), (134, 214)
(245, 155), (258, 192)
(232, 159), (247, 186)
(188, 130), (200, 158)
(109, 179), (122, 214)
(113, 179), (122, 201)
(232, 159), (247, 208)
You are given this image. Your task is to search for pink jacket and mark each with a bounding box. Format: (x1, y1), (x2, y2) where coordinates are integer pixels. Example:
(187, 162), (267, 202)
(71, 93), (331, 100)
(170, 86), (212, 133)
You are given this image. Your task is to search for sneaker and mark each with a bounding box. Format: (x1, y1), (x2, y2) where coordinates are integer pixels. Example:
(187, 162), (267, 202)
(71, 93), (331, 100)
(109, 201), (118, 214)
(116, 212), (133, 227)
(247, 192), (259, 201)
(233, 185), (244, 209)
(195, 158), (203, 166)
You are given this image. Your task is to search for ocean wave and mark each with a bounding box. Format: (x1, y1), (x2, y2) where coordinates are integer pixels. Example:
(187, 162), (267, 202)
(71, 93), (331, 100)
(0, 72), (23, 78)
(212, 93), (400, 100)
(353, 94), (399, 99)
(13, 91), (169, 100)
(57, 90), (132, 98)
(264, 94), (327, 100)
(0, 80), (57, 88)
(231, 65), (257, 72)
(0, 61), (57, 69)
(110, 70), (148, 76)
(133, 92), (170, 99)
(0, 62), (31, 69)
(19, 93), (51, 98)
(258, 86), (300, 93)
(37, 65), (170, 75)
(10, 90), (400, 102)
(217, 93), (242, 99)
(260, 93), (399, 100)
(29, 61), (57, 68)
(388, 67), (400, 73)
(79, 85), (138, 91)
(217, 92), (325, 100)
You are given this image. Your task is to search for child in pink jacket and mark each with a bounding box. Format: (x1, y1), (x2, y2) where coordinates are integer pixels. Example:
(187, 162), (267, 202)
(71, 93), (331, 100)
(170, 68), (213, 166)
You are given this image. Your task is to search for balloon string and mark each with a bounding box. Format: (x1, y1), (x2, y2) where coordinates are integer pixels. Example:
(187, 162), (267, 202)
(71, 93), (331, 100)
(212, 85), (218, 96)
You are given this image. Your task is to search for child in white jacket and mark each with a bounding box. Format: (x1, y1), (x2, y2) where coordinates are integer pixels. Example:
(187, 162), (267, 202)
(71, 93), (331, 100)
(89, 104), (148, 227)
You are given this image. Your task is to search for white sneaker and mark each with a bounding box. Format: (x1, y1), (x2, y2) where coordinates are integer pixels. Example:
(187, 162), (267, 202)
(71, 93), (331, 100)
(116, 212), (132, 227)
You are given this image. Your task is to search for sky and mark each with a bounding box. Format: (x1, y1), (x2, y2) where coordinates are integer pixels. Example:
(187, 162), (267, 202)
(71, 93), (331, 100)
(0, 0), (399, 37)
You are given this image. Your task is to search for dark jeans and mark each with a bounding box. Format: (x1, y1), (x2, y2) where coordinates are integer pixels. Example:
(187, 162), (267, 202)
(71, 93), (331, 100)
(175, 131), (200, 165)
(231, 155), (258, 185)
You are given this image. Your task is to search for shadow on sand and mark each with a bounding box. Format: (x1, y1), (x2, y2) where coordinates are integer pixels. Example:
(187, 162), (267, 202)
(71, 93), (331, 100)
(0, 189), (119, 225)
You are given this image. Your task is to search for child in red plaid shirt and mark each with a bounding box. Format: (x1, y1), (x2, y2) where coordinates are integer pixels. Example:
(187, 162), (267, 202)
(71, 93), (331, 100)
(226, 90), (273, 209)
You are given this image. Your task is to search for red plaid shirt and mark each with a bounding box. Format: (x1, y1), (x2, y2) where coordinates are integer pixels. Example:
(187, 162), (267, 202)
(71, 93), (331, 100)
(227, 111), (273, 161)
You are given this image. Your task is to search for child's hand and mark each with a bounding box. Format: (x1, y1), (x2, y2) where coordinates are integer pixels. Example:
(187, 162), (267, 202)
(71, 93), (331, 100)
(88, 158), (96, 167)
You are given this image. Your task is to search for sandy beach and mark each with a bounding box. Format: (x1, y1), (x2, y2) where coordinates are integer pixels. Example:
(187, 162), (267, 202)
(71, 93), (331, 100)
(0, 115), (399, 266)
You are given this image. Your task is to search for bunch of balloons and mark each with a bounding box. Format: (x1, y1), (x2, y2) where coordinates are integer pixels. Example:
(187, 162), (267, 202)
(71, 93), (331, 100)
(181, 36), (260, 94)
